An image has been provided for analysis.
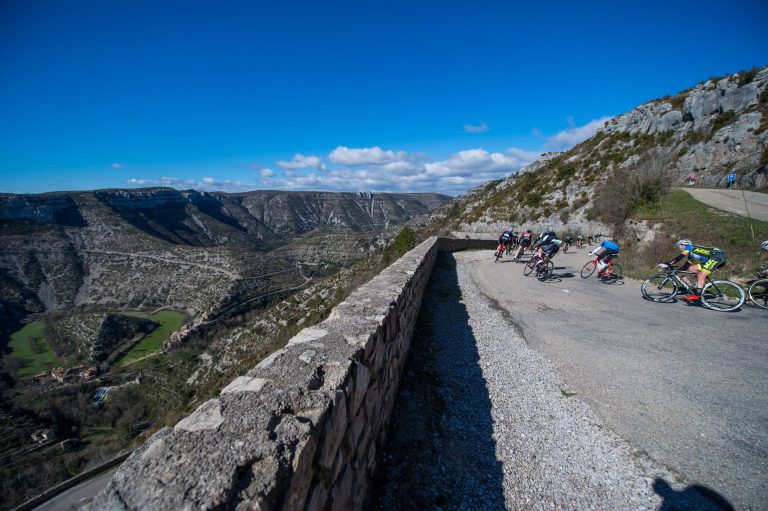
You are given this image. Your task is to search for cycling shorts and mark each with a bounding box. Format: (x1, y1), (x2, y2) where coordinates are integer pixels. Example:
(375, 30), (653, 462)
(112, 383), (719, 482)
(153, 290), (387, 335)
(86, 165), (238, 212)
(693, 258), (724, 275)
(519, 237), (531, 247)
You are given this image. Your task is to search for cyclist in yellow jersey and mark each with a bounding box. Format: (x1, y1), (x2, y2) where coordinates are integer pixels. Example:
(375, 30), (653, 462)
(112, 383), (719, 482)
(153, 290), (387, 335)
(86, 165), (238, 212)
(667, 239), (726, 302)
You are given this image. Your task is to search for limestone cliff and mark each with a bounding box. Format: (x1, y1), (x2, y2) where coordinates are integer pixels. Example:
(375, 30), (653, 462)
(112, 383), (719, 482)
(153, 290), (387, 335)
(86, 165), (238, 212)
(456, 66), (768, 234)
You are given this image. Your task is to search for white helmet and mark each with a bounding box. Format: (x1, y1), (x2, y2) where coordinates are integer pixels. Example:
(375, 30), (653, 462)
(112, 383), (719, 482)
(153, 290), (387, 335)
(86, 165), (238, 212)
(761, 240), (768, 250)
(676, 239), (692, 247)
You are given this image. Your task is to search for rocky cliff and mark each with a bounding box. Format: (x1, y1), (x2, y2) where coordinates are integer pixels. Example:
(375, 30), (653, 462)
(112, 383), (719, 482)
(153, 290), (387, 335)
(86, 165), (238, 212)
(455, 66), (768, 233)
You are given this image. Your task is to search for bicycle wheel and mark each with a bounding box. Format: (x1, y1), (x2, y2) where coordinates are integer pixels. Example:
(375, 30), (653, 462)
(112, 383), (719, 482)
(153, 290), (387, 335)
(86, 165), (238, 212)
(523, 256), (538, 276)
(700, 280), (745, 312)
(748, 279), (768, 309)
(641, 275), (678, 302)
(494, 250), (501, 263)
(601, 262), (623, 282)
(537, 261), (554, 281)
(580, 260), (596, 279)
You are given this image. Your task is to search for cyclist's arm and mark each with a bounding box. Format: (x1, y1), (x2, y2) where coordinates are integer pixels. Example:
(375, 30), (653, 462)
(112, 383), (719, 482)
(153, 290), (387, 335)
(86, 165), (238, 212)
(668, 253), (686, 266)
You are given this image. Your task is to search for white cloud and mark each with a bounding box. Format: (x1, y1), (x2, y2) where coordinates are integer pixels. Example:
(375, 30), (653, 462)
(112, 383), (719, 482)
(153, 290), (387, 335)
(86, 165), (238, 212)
(111, 163), (124, 170)
(545, 116), (611, 150)
(276, 154), (326, 170)
(259, 168), (275, 177)
(328, 146), (407, 165)
(463, 121), (490, 133)
(126, 176), (254, 193)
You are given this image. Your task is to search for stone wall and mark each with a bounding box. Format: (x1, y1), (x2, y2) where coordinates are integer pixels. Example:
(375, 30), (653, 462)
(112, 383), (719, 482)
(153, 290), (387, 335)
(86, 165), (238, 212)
(87, 237), (494, 511)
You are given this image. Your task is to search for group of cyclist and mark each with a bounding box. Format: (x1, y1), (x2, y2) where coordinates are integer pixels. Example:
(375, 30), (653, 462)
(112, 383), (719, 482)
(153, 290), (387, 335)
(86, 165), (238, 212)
(495, 225), (768, 304)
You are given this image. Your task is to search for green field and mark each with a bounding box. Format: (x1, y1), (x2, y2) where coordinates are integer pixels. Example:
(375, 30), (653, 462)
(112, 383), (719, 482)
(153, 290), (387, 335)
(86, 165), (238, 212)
(116, 311), (186, 367)
(8, 322), (59, 377)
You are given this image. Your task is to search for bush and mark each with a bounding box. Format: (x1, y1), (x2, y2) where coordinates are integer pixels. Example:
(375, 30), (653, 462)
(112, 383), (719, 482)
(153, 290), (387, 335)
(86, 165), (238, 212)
(593, 154), (672, 236)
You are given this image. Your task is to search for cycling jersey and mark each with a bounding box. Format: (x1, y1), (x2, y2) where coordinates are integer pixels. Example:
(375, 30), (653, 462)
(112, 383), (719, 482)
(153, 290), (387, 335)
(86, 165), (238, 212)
(564, 236), (573, 243)
(672, 244), (726, 274)
(542, 239), (562, 257)
(499, 230), (513, 243)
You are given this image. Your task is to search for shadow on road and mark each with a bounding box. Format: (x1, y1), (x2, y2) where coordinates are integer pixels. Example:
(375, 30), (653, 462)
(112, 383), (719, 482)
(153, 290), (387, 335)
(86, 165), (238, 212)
(370, 252), (505, 510)
(653, 478), (734, 511)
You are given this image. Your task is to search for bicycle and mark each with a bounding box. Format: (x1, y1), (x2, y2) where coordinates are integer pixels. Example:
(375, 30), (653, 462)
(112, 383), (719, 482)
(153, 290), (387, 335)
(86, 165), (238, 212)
(523, 254), (541, 276)
(747, 274), (768, 309)
(534, 254), (555, 281)
(641, 264), (745, 312)
(563, 241), (571, 253)
(494, 241), (509, 262)
(580, 255), (622, 281)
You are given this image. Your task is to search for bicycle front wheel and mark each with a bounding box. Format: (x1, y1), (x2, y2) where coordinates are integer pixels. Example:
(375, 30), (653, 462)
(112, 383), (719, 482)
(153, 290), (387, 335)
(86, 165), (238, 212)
(748, 279), (768, 309)
(537, 261), (554, 281)
(701, 280), (745, 312)
(641, 275), (678, 302)
(523, 257), (538, 276)
(581, 260), (596, 279)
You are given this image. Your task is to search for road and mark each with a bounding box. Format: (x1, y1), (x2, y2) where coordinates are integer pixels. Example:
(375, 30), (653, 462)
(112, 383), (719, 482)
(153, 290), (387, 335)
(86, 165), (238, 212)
(32, 468), (117, 511)
(683, 188), (768, 222)
(467, 247), (767, 510)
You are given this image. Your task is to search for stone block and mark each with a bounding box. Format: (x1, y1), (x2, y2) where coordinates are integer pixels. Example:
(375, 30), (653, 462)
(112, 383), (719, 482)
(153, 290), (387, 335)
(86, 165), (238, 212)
(349, 363), (370, 416)
(174, 399), (223, 432)
(304, 482), (328, 511)
(318, 391), (347, 471)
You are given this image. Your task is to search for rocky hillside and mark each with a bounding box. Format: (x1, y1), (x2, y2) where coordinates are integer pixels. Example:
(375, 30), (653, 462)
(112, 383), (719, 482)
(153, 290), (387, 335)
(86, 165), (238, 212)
(0, 188), (449, 336)
(455, 66), (768, 233)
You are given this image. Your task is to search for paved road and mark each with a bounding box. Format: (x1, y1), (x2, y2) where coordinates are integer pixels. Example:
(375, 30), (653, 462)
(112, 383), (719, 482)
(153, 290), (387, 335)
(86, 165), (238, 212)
(468, 247), (767, 511)
(32, 468), (117, 511)
(683, 188), (768, 222)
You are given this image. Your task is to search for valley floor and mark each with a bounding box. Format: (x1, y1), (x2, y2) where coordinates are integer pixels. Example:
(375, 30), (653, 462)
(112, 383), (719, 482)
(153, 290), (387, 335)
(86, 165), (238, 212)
(375, 248), (766, 510)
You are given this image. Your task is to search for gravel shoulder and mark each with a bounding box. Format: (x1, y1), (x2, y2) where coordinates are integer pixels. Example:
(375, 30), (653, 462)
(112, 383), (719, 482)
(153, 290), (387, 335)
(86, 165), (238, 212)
(373, 252), (737, 510)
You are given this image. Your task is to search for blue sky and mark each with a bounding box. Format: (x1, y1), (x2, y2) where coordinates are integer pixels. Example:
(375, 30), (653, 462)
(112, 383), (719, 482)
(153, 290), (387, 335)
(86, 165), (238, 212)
(1, 0), (766, 196)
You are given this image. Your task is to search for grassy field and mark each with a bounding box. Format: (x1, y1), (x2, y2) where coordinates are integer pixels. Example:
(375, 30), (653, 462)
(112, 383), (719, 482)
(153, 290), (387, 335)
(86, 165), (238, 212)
(8, 322), (59, 377)
(116, 311), (186, 367)
(628, 190), (768, 279)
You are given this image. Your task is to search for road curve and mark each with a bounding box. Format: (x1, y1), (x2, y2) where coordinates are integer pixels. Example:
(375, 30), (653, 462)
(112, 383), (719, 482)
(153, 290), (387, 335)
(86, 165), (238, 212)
(682, 188), (768, 222)
(470, 247), (767, 510)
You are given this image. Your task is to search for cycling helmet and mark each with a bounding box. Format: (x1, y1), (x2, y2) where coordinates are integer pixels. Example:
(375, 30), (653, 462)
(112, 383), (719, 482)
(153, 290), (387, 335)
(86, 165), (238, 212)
(761, 240), (768, 250)
(676, 239), (692, 247)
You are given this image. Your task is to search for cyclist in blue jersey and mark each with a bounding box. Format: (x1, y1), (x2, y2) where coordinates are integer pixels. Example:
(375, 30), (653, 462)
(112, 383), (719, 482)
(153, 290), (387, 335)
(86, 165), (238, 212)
(590, 239), (620, 273)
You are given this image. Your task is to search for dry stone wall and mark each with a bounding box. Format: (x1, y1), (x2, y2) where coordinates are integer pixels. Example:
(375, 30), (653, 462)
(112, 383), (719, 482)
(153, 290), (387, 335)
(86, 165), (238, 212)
(87, 237), (494, 511)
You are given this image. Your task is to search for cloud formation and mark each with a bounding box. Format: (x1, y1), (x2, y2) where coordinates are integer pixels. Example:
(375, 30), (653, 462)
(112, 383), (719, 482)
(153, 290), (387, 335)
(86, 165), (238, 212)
(111, 163), (124, 170)
(328, 146), (407, 165)
(126, 176), (253, 192)
(545, 116), (611, 150)
(463, 121), (490, 133)
(276, 153), (326, 170)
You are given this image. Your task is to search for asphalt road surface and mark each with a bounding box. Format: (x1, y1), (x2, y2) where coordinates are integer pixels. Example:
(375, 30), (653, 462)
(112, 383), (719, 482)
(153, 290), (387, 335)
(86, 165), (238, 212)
(683, 188), (768, 222)
(32, 468), (117, 511)
(468, 247), (767, 511)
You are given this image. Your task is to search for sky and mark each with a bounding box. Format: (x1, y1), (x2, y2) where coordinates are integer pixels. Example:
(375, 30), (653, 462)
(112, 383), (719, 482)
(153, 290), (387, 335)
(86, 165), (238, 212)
(1, 0), (766, 196)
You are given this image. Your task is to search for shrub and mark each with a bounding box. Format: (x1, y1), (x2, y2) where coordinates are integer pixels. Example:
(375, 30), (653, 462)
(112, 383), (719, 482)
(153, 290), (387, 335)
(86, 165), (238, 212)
(738, 67), (760, 86)
(593, 154), (672, 236)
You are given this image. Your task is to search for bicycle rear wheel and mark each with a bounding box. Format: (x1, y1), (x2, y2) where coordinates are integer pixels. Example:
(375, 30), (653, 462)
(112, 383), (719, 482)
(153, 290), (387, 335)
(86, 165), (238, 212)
(748, 279), (768, 309)
(536, 261), (554, 281)
(580, 260), (596, 279)
(494, 250), (501, 262)
(601, 262), (623, 282)
(523, 256), (538, 276)
(701, 280), (745, 312)
(641, 275), (678, 302)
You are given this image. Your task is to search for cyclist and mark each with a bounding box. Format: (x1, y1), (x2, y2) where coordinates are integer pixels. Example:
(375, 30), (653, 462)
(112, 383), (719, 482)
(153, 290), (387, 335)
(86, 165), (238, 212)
(514, 229), (534, 260)
(495, 227), (514, 258)
(759, 240), (768, 277)
(666, 239), (726, 302)
(590, 238), (620, 275)
(534, 230), (557, 251)
(538, 236), (562, 260)
(563, 235), (573, 252)
(576, 234), (584, 248)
